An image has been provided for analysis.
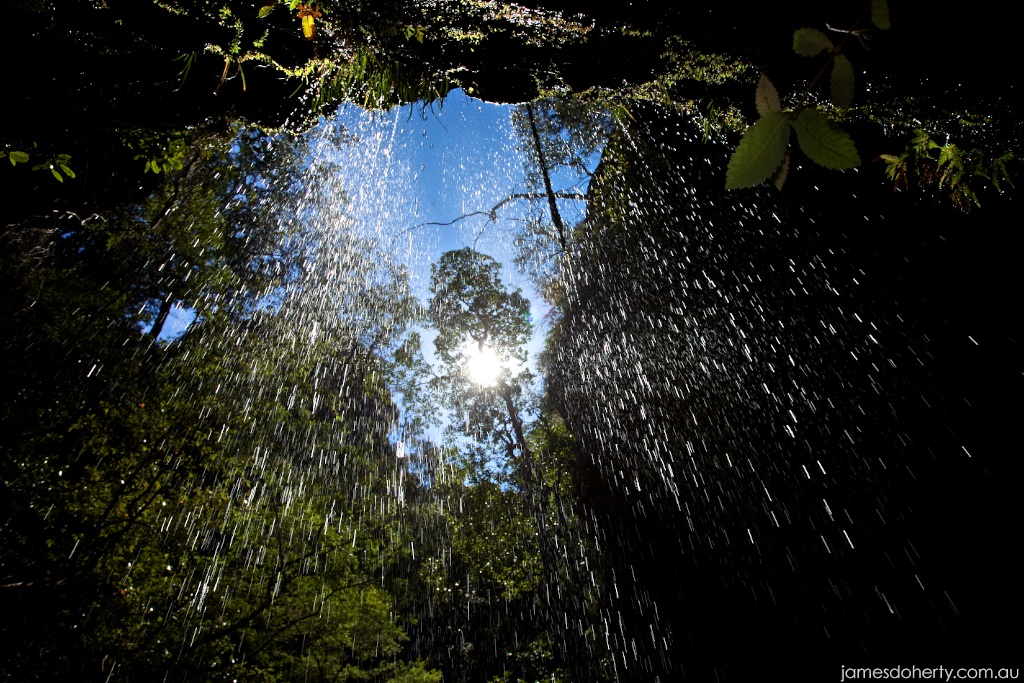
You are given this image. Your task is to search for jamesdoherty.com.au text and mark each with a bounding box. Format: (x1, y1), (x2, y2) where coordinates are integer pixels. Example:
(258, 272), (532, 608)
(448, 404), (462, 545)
(841, 667), (1019, 681)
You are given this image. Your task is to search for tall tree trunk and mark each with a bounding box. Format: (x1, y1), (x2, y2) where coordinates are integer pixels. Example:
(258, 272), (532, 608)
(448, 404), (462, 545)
(148, 296), (174, 341)
(500, 380), (583, 670)
(525, 103), (568, 252)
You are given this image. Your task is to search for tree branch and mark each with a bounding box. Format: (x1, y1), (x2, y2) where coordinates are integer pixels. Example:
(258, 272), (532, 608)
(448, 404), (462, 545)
(526, 103), (569, 253)
(404, 192), (586, 234)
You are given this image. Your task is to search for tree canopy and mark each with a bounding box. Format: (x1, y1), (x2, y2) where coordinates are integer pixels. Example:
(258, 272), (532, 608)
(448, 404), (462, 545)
(428, 248), (531, 367)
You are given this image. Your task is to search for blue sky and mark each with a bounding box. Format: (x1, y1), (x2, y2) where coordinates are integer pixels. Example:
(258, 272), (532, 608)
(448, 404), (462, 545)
(319, 90), (590, 370)
(324, 90), (534, 291)
(163, 89), (595, 391)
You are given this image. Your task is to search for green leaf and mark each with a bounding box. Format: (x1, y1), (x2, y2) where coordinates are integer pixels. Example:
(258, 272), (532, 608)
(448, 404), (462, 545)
(755, 74), (781, 117)
(772, 150), (791, 191)
(830, 54), (855, 108)
(792, 109), (860, 170)
(793, 28), (833, 57)
(937, 144), (963, 189)
(871, 0), (891, 30)
(988, 153), (1014, 192)
(60, 164), (76, 179)
(50, 167), (64, 182)
(911, 129), (940, 155)
(937, 143), (959, 171)
(257, 2), (275, 18)
(9, 150), (30, 165)
(879, 153), (907, 184)
(725, 112), (792, 190)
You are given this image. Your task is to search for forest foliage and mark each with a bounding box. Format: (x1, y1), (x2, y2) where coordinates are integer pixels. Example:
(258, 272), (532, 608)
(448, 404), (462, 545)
(0, 119), (601, 681)
(1, 0), (1020, 680)
(0, 129), (441, 681)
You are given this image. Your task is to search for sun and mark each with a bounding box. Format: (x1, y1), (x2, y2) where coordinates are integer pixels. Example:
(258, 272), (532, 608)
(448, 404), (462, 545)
(465, 343), (503, 386)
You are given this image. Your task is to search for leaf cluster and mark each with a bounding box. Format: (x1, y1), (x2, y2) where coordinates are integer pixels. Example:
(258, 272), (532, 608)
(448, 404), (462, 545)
(879, 129), (1015, 210)
(726, 77), (860, 191)
(313, 45), (452, 112)
(2, 147), (75, 182)
(726, 2), (892, 190)
(123, 131), (192, 175)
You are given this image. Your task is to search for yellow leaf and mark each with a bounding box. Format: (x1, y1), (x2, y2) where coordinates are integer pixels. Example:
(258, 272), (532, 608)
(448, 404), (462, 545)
(302, 14), (315, 39)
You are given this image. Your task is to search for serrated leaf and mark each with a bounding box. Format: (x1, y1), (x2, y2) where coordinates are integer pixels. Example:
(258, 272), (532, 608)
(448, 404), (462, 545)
(726, 112), (792, 190)
(830, 54), (855, 108)
(871, 0), (890, 30)
(258, 2), (275, 18)
(937, 143), (959, 169)
(9, 150), (30, 165)
(793, 28), (833, 57)
(880, 153), (908, 187)
(909, 129), (939, 158)
(792, 109), (860, 170)
(755, 74), (781, 117)
(772, 151), (791, 190)
(51, 167), (63, 182)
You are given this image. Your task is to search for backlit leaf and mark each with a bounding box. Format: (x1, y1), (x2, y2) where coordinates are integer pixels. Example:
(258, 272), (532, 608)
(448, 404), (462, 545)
(772, 150), (791, 191)
(793, 28), (833, 57)
(302, 14), (315, 39)
(258, 2), (275, 18)
(755, 74), (781, 117)
(871, 0), (891, 30)
(937, 143), (959, 170)
(911, 129), (940, 154)
(830, 54), (855, 108)
(792, 109), (860, 170)
(725, 112), (792, 190)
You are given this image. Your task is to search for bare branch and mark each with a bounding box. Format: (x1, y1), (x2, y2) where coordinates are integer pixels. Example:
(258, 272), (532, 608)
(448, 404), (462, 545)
(404, 192), (586, 234)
